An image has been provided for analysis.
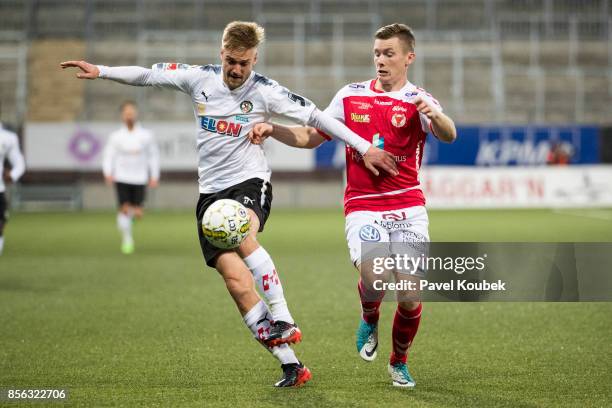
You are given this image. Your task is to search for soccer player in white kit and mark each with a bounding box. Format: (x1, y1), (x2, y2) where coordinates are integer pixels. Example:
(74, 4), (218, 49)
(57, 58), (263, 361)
(249, 24), (457, 388)
(103, 101), (160, 254)
(61, 21), (397, 387)
(0, 122), (26, 256)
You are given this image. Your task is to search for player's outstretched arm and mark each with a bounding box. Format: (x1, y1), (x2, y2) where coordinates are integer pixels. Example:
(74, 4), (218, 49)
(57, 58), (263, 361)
(249, 123), (325, 149)
(61, 61), (195, 93)
(414, 96), (457, 143)
(60, 60), (100, 79)
(61, 61), (153, 86)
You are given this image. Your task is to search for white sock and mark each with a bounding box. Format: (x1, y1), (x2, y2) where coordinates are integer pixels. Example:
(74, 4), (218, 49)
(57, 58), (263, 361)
(0, 236), (4, 255)
(243, 247), (294, 324)
(116, 212), (133, 243)
(243, 300), (299, 365)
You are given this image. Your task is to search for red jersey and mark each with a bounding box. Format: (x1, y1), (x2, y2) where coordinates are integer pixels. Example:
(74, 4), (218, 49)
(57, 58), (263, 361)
(321, 79), (442, 215)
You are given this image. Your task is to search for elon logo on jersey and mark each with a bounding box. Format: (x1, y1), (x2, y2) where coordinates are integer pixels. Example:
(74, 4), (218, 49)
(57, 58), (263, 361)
(373, 133), (384, 149)
(200, 116), (243, 137)
(391, 113), (406, 127)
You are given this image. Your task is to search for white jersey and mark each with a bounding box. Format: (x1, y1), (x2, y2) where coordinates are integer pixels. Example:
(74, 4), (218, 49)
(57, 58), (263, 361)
(98, 63), (370, 193)
(0, 124), (26, 193)
(102, 124), (160, 185)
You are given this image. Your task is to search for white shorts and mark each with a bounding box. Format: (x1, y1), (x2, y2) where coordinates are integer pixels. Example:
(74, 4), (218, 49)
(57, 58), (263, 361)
(345, 206), (430, 267)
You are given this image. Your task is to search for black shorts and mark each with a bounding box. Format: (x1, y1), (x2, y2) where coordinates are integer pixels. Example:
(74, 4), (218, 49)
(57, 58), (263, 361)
(0, 193), (6, 223)
(196, 178), (273, 268)
(115, 182), (146, 207)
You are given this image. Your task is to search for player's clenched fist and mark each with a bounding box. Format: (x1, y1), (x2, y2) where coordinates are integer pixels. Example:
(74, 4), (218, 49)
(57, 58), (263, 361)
(60, 60), (100, 79)
(248, 123), (273, 145)
(413, 96), (440, 119)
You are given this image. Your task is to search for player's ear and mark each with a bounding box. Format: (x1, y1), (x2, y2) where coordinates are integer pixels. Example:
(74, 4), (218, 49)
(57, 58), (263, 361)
(253, 50), (258, 66)
(405, 52), (415, 67)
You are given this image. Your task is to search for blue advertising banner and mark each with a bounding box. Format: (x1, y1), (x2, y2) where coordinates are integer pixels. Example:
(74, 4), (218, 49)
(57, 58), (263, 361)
(316, 126), (600, 168)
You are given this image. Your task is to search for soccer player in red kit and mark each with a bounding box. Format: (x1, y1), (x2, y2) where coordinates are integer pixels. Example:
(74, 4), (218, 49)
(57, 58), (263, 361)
(249, 24), (456, 387)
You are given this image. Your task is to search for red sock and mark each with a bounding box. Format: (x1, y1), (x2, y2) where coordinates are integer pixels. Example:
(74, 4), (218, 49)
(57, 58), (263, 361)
(390, 303), (422, 365)
(358, 279), (383, 324)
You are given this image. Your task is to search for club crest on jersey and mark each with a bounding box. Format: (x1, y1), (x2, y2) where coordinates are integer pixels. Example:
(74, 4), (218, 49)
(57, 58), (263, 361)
(240, 100), (253, 113)
(351, 113), (370, 123)
(391, 113), (406, 127)
(359, 225), (381, 242)
(200, 116), (242, 137)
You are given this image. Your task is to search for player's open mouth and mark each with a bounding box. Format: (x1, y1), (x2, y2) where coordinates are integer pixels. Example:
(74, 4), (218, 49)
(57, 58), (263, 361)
(377, 70), (389, 76)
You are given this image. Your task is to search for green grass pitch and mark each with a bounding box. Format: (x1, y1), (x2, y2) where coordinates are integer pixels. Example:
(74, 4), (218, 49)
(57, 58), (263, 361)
(1, 208), (611, 407)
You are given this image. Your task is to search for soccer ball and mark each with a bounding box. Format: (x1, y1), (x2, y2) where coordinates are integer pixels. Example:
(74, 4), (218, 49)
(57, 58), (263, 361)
(202, 199), (251, 249)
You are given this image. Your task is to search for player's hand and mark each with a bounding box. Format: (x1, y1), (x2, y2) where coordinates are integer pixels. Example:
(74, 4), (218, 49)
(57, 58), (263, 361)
(363, 146), (398, 177)
(60, 60), (100, 79)
(414, 96), (441, 120)
(148, 178), (159, 188)
(104, 176), (114, 186)
(247, 123), (273, 145)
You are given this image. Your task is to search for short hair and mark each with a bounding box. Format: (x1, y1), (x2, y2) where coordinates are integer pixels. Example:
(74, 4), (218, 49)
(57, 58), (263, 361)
(120, 100), (136, 112)
(222, 21), (265, 51)
(374, 23), (415, 52)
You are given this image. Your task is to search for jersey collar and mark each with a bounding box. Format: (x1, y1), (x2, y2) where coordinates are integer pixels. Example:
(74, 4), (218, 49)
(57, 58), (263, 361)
(369, 79), (415, 95)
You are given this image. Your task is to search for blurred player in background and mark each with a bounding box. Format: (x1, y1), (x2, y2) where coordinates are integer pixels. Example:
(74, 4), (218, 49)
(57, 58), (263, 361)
(0, 119), (26, 256)
(249, 23), (456, 388)
(103, 101), (160, 255)
(61, 21), (397, 387)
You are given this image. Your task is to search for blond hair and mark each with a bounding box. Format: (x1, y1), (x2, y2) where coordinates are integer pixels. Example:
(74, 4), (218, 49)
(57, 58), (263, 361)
(222, 21), (265, 51)
(375, 23), (415, 52)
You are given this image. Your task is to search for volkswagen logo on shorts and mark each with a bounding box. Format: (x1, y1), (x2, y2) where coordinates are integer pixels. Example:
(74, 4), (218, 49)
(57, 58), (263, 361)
(359, 225), (381, 242)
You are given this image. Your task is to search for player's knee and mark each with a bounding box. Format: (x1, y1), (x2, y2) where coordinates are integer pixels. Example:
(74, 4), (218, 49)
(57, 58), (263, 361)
(237, 234), (259, 257)
(133, 207), (144, 219)
(398, 300), (420, 311)
(120, 204), (130, 215)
